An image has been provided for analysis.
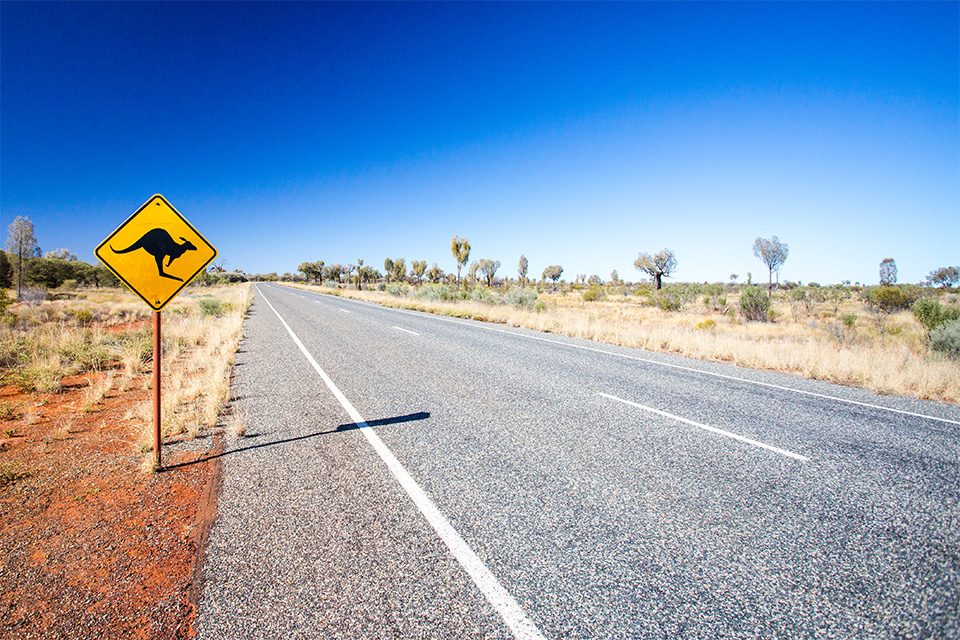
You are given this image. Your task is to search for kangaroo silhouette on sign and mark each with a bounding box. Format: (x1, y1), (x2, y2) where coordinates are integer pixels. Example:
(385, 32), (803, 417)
(112, 229), (197, 282)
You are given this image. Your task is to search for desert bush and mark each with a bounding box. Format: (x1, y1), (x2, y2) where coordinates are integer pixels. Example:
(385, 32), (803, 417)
(695, 318), (716, 331)
(680, 283), (702, 305)
(417, 284), (454, 302)
(701, 283), (725, 310)
(654, 289), (681, 312)
(505, 287), (538, 309)
(912, 300), (959, 334)
(866, 286), (914, 312)
(582, 285), (606, 302)
(386, 283), (409, 297)
(739, 286), (772, 322)
(470, 286), (498, 305)
(198, 297), (227, 316)
(929, 320), (960, 360)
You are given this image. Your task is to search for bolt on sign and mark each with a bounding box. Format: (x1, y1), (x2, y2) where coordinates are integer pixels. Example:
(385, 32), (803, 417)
(95, 194), (217, 311)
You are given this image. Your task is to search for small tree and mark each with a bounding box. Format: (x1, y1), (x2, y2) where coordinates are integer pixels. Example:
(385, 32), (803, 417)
(390, 258), (406, 283)
(542, 265), (563, 290)
(410, 260), (427, 285)
(467, 262), (480, 287)
(323, 263), (345, 284)
(383, 258), (394, 282)
(354, 259), (365, 290)
(451, 236), (470, 287)
(879, 258), (897, 286)
(477, 259), (501, 287)
(298, 260), (324, 284)
(634, 248), (677, 290)
(6, 215), (38, 298)
(730, 274), (738, 284)
(926, 266), (959, 289)
(752, 236), (789, 295)
(518, 255), (528, 286)
(427, 263), (443, 284)
(610, 270), (619, 285)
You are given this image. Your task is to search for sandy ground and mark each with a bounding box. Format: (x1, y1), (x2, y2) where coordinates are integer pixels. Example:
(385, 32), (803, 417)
(0, 364), (220, 639)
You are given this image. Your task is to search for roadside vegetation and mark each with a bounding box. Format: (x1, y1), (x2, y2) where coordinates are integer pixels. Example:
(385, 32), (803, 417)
(0, 283), (251, 468)
(281, 237), (959, 403)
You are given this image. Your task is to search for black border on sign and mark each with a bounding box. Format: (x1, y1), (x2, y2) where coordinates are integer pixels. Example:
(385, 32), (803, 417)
(94, 194), (218, 311)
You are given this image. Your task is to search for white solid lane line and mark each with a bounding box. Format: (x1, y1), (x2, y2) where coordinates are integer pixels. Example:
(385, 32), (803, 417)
(600, 392), (810, 462)
(393, 326), (419, 336)
(256, 287), (545, 640)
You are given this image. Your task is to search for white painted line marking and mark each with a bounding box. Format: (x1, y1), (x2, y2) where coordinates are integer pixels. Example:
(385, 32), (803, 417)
(396, 309), (960, 427)
(393, 326), (419, 336)
(600, 392), (810, 462)
(256, 286), (545, 640)
(282, 286), (960, 427)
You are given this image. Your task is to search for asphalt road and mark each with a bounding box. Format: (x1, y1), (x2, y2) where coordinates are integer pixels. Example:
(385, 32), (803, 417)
(194, 283), (960, 639)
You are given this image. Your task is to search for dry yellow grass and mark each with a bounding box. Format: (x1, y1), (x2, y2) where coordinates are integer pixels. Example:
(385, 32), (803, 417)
(158, 285), (251, 442)
(2, 283), (252, 461)
(283, 283), (959, 403)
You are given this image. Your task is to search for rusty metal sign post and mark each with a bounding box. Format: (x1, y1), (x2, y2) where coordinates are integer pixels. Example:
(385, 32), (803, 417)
(96, 195), (217, 468)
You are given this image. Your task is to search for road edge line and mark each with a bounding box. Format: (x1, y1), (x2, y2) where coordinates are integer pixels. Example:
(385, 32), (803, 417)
(255, 286), (546, 640)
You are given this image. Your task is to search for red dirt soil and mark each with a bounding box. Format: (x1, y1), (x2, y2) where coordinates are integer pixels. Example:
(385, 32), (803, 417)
(0, 370), (220, 639)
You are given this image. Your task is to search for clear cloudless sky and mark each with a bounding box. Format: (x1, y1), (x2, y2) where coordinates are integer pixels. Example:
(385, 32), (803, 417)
(2, 2), (957, 285)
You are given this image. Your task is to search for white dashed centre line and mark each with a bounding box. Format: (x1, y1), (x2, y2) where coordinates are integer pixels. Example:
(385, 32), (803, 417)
(600, 392), (810, 462)
(394, 326), (419, 336)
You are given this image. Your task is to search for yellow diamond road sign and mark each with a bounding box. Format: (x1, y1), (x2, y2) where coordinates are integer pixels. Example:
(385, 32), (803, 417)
(96, 194), (217, 311)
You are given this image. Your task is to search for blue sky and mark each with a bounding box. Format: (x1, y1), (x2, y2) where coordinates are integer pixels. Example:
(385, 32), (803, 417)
(2, 2), (957, 286)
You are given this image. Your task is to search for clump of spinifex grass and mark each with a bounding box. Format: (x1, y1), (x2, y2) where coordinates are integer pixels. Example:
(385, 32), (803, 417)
(283, 282), (960, 403)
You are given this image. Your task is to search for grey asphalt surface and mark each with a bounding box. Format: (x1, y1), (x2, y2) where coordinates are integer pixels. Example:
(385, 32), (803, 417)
(195, 283), (960, 639)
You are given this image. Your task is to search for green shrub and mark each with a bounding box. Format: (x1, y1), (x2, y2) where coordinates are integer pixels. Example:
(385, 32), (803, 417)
(198, 297), (225, 316)
(739, 286), (772, 322)
(470, 286), (498, 304)
(912, 300), (959, 333)
(386, 283), (408, 297)
(505, 287), (538, 309)
(417, 284), (454, 302)
(582, 285), (606, 302)
(929, 320), (960, 360)
(867, 286), (914, 312)
(655, 290), (681, 312)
